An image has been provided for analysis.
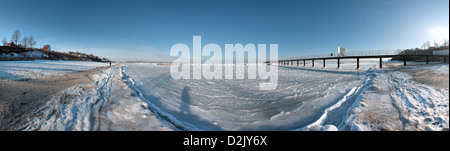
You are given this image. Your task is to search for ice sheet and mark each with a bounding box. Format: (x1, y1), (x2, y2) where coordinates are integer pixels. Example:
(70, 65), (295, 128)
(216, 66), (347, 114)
(0, 60), (109, 80)
(122, 62), (370, 130)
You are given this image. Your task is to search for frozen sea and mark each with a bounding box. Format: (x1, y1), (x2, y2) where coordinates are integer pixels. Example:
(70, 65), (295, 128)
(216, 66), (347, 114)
(121, 59), (383, 130)
(0, 60), (109, 80)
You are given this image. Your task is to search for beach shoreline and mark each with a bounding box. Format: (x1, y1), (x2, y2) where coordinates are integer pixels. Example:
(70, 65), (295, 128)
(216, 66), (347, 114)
(1, 61), (448, 131)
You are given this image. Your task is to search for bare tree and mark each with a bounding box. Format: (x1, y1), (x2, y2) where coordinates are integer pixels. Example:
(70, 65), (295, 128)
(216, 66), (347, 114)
(433, 40), (439, 48)
(22, 36), (29, 48)
(444, 39), (449, 47)
(11, 30), (21, 45)
(422, 41), (431, 49)
(29, 36), (36, 48)
(1, 37), (7, 46)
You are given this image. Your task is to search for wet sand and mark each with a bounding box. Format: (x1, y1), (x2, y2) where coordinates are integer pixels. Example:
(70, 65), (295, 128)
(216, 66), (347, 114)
(0, 65), (113, 130)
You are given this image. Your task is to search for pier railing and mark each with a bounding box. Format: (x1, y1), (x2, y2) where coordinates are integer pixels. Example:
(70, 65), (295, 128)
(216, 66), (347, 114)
(273, 49), (448, 69)
(280, 49), (449, 60)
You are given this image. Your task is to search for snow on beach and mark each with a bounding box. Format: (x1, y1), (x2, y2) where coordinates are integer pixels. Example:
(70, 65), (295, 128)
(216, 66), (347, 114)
(8, 59), (448, 131)
(341, 68), (449, 131)
(0, 50), (48, 61)
(407, 64), (449, 74)
(23, 66), (173, 131)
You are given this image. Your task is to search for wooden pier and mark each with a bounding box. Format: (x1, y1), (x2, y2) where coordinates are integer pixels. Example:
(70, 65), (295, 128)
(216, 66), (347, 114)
(268, 54), (449, 69)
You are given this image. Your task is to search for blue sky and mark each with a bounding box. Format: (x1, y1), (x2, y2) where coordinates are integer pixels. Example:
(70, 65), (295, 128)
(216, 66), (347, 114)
(1, 0), (448, 61)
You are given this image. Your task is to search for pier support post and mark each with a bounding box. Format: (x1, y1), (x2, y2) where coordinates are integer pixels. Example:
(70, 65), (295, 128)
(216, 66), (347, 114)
(291, 61), (293, 66)
(426, 57), (429, 64)
(379, 58), (383, 68)
(323, 59), (326, 68)
(357, 58), (360, 69)
(337, 58), (340, 69)
(312, 60), (315, 67)
(303, 60), (306, 67)
(444, 57), (447, 63)
(297, 60), (299, 66)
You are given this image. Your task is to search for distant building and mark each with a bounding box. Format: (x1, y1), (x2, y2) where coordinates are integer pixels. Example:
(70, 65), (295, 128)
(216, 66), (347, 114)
(102, 58), (109, 62)
(6, 42), (16, 47)
(432, 49), (449, 55)
(43, 45), (51, 51)
(338, 46), (347, 57)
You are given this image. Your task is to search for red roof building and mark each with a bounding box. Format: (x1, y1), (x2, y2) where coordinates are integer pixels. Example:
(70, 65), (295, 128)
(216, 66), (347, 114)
(6, 42), (16, 47)
(43, 45), (51, 51)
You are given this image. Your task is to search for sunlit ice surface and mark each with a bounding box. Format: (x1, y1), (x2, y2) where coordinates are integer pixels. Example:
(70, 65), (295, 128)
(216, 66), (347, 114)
(122, 61), (375, 130)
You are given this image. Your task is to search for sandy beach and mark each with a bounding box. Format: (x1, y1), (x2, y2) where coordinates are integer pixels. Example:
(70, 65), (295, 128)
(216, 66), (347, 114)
(397, 67), (449, 92)
(342, 63), (449, 131)
(0, 65), (112, 130)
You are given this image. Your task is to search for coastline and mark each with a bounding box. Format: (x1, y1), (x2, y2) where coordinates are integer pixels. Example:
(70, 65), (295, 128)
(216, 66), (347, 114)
(21, 65), (173, 131)
(1, 61), (448, 131)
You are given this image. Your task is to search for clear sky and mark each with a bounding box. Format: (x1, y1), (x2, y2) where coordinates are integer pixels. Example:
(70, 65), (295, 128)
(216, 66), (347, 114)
(1, 0), (448, 61)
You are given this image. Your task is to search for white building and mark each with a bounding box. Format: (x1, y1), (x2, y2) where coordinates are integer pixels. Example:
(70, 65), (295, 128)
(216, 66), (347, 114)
(432, 49), (449, 55)
(338, 46), (347, 57)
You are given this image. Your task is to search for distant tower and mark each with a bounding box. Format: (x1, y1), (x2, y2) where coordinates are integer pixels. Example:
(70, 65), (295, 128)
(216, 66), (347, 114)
(338, 46), (347, 57)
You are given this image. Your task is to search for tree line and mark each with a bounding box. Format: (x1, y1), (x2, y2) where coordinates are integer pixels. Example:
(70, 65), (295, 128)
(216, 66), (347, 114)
(2, 30), (37, 48)
(419, 39), (449, 50)
(391, 39), (449, 61)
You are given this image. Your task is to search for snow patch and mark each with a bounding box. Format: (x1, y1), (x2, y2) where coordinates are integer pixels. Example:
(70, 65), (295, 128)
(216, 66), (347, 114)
(388, 71), (449, 131)
(0, 60), (108, 80)
(407, 64), (449, 74)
